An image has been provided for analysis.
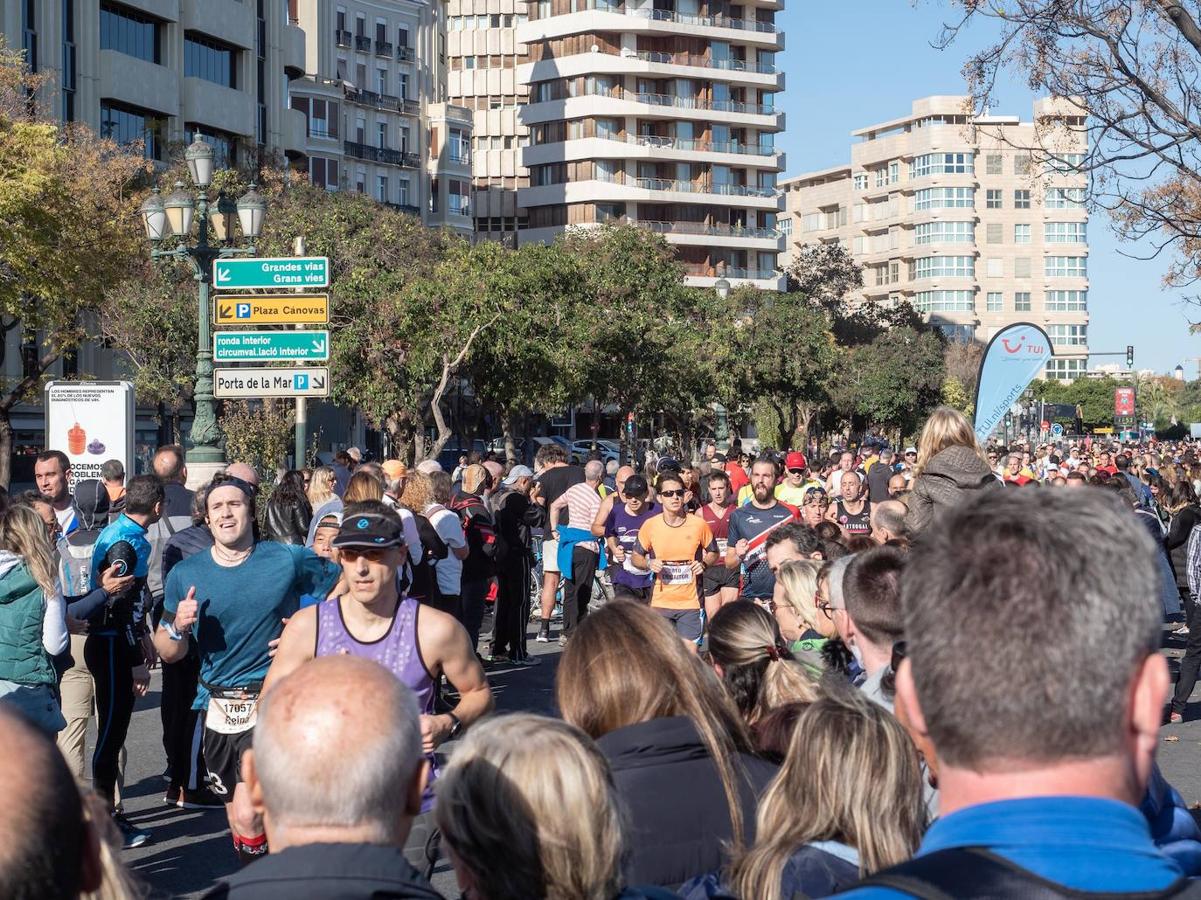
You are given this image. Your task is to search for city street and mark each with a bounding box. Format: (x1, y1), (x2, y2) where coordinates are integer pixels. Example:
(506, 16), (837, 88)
(101, 622), (1201, 899)
(118, 630), (562, 899)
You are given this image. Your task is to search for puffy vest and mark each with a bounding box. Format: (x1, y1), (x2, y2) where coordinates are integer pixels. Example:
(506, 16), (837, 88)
(0, 563), (54, 686)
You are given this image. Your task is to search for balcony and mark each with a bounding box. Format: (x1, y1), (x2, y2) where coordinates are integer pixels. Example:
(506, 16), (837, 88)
(398, 46), (415, 62)
(375, 40), (393, 57)
(344, 140), (419, 167)
(518, 5), (780, 46)
(355, 35), (373, 52)
(640, 220), (782, 239)
(336, 29), (352, 48)
(684, 264), (778, 280)
(633, 50), (775, 74)
(283, 22), (306, 78)
(386, 202), (422, 217)
(344, 85), (408, 113)
(629, 175), (777, 197)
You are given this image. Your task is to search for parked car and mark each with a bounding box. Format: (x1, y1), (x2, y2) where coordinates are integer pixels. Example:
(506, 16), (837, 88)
(435, 439), (487, 474)
(569, 439), (621, 465)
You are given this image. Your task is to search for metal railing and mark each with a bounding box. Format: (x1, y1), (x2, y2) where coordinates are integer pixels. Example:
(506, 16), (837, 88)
(397, 46), (415, 61)
(386, 202), (422, 217)
(344, 141), (419, 167)
(335, 29), (352, 48)
(562, 1), (778, 32)
(640, 220), (782, 239)
(683, 265), (779, 280)
(532, 88), (776, 117)
(355, 35), (373, 52)
(375, 40), (393, 57)
(632, 50), (776, 73)
(617, 133), (777, 156)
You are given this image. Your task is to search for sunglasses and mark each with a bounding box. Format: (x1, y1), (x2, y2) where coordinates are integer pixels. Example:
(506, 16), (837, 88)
(338, 547), (392, 562)
(659, 489), (687, 498)
(787, 467), (806, 475)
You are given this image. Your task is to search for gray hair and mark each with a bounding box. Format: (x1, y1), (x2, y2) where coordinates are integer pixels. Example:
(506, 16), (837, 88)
(100, 458), (124, 482)
(873, 500), (906, 538)
(903, 488), (1161, 769)
(253, 658), (423, 841)
(584, 460), (605, 483)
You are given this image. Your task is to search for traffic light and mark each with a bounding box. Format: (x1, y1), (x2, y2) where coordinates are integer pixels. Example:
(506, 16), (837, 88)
(1126, 345), (1134, 368)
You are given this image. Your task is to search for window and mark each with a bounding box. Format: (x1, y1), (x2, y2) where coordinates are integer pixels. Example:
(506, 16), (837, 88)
(1047, 324), (1087, 346)
(913, 256), (975, 279)
(376, 174), (387, 202)
(888, 160), (899, 183)
(875, 167), (888, 188)
(1014, 257), (1031, 278)
(377, 121), (387, 148)
(1014, 153), (1032, 175)
(449, 179), (470, 215)
(184, 124), (235, 166)
(914, 290), (975, 312)
(986, 258), (1003, 277)
(398, 179), (410, 206)
(1047, 152), (1086, 173)
(100, 3), (159, 63)
(377, 68), (387, 94)
(914, 221), (974, 245)
(1045, 358), (1086, 380)
(1015, 291), (1031, 311)
(986, 223), (1003, 244)
(1046, 290), (1087, 311)
(1046, 256), (1087, 277)
(450, 128), (469, 163)
(1014, 189), (1030, 209)
(1045, 221), (1087, 243)
(939, 324), (976, 343)
(1046, 187), (1086, 208)
(184, 32), (237, 87)
(985, 153), (1002, 175)
(100, 100), (164, 160)
(910, 152), (974, 178)
(853, 173), (868, 190)
(986, 189), (1002, 209)
(914, 187), (974, 210)
(1014, 223), (1031, 244)
(986, 291), (1003, 312)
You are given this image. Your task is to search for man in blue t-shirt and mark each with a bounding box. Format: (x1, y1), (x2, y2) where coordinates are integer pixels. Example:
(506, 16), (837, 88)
(155, 472), (339, 867)
(840, 488), (1188, 897)
(726, 457), (798, 603)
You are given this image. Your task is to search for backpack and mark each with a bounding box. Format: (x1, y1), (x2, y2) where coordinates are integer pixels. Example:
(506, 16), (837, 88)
(59, 529), (102, 598)
(849, 847), (1201, 899)
(450, 495), (508, 566)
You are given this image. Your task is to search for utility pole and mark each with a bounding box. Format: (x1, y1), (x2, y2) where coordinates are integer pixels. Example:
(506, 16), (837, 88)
(293, 236), (307, 468)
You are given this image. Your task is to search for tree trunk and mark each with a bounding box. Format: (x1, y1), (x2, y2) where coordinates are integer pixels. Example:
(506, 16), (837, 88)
(0, 349), (62, 488)
(0, 410), (13, 489)
(503, 411), (518, 466)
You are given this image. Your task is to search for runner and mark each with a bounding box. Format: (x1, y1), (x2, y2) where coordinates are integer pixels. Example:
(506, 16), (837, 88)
(548, 460), (605, 643)
(774, 452), (823, 506)
(602, 474), (658, 603)
(700, 469), (738, 621)
(155, 473), (342, 866)
(632, 472), (718, 641)
(263, 500), (493, 865)
(827, 469), (872, 538)
(798, 485), (829, 528)
(726, 457), (800, 604)
(826, 450), (858, 497)
(530, 444), (584, 644)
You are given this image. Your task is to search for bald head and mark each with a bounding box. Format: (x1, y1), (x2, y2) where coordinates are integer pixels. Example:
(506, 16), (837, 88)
(225, 462), (260, 487)
(250, 657), (424, 846)
(871, 499), (907, 542)
(153, 444), (187, 484)
(0, 709), (93, 899)
(483, 461), (504, 488)
(615, 465), (635, 495)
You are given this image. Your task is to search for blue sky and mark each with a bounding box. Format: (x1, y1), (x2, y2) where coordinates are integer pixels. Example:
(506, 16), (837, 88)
(777, 2), (1198, 376)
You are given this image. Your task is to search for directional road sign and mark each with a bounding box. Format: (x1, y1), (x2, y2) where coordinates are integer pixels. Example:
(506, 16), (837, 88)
(214, 330), (330, 363)
(213, 257), (330, 289)
(214, 294), (329, 326)
(214, 367), (330, 399)
(1051, 422), (1064, 437)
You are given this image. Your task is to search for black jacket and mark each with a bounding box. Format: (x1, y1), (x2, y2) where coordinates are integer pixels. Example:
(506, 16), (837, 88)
(264, 496), (312, 546)
(201, 842), (445, 900)
(596, 715), (777, 890)
(1166, 506), (1201, 590)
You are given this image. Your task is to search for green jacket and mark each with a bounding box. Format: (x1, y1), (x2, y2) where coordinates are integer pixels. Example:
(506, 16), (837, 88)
(791, 635), (828, 679)
(0, 557), (54, 686)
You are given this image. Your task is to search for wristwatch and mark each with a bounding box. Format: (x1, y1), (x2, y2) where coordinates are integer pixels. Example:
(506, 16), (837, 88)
(163, 620), (190, 642)
(446, 712), (463, 740)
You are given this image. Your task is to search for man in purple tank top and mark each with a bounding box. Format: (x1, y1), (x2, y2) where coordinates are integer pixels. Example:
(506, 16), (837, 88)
(265, 500), (492, 823)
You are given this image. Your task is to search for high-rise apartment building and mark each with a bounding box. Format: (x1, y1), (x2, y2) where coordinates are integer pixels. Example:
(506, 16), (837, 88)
(289, 0), (474, 235)
(446, 0), (529, 245)
(784, 96), (1090, 380)
(514, 0), (786, 289)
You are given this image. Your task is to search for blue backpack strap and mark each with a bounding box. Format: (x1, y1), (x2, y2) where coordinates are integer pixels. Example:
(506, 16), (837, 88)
(848, 847), (1201, 900)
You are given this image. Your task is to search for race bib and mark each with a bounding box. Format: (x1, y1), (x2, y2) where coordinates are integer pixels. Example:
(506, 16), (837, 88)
(206, 695), (259, 735)
(716, 538), (729, 555)
(660, 563), (694, 585)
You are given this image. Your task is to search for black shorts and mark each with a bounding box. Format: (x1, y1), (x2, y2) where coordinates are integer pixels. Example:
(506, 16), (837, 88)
(612, 583), (653, 603)
(703, 565), (740, 594)
(203, 726), (254, 801)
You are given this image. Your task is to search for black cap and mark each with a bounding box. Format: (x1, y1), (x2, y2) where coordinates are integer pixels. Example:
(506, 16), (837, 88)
(657, 456), (682, 473)
(622, 474), (649, 499)
(331, 512), (406, 550)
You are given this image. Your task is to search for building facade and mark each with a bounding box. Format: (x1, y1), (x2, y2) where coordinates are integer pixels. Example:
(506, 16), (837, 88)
(514, 0), (786, 289)
(288, 0), (474, 234)
(784, 96), (1090, 380)
(446, 0), (529, 245)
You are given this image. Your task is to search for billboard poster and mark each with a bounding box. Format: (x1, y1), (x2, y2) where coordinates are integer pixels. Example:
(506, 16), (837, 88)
(1114, 387), (1136, 418)
(44, 381), (136, 487)
(973, 323), (1055, 442)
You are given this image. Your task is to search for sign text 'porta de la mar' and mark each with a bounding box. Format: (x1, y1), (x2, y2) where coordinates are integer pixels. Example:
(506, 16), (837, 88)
(214, 367), (330, 398)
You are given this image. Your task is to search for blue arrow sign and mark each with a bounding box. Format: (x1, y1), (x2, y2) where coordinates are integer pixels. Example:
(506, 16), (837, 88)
(213, 257), (330, 289)
(213, 331), (330, 363)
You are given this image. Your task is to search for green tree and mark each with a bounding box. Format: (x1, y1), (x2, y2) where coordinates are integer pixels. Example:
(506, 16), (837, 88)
(833, 327), (946, 441)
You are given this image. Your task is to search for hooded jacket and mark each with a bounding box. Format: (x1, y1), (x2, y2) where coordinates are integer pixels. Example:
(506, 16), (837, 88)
(904, 445), (1002, 534)
(0, 551), (58, 686)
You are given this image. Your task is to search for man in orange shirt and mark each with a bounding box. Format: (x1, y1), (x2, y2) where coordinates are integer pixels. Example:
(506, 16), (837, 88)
(633, 472), (718, 642)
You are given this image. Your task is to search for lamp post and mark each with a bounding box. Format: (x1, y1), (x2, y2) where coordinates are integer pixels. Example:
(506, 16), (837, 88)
(139, 136), (266, 465)
(713, 278), (732, 451)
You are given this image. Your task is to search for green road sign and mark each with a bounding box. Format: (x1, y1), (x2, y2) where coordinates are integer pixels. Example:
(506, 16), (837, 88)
(214, 330), (330, 363)
(214, 367), (330, 398)
(214, 294), (330, 325)
(213, 257), (330, 289)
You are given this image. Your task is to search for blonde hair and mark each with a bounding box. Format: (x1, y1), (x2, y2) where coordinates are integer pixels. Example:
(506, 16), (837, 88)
(461, 464), (489, 495)
(730, 688), (925, 900)
(343, 470), (383, 504)
(398, 471), (433, 516)
(80, 788), (145, 900)
(307, 467), (336, 508)
(2, 504), (58, 597)
(436, 714), (624, 900)
(557, 600), (754, 848)
(913, 406), (985, 477)
(707, 601), (818, 724)
(775, 559), (823, 633)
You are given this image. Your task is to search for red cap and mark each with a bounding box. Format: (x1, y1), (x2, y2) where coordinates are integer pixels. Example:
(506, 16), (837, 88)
(785, 451), (807, 470)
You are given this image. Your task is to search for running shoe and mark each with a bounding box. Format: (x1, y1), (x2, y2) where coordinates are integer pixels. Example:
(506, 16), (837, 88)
(536, 625), (551, 643)
(513, 655), (541, 667)
(179, 786), (226, 810)
(1174, 625), (1190, 636)
(163, 784), (182, 807)
(112, 813), (150, 849)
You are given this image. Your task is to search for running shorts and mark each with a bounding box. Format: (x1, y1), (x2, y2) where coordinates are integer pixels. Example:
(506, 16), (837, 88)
(203, 727), (254, 801)
(702, 564), (739, 594)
